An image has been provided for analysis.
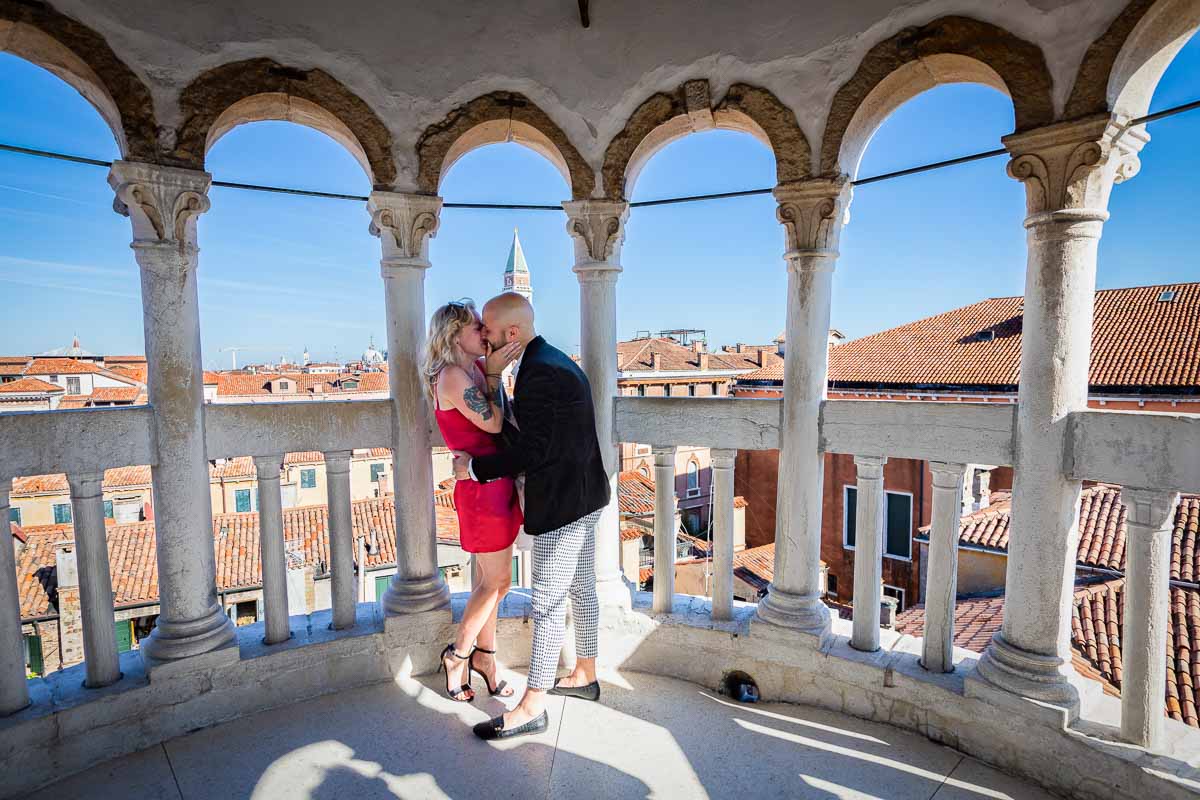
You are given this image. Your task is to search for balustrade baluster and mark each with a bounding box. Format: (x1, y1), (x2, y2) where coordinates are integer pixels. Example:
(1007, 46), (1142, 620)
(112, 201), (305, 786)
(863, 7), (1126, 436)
(253, 455), (290, 644)
(652, 445), (678, 613)
(67, 472), (121, 687)
(710, 449), (736, 621)
(923, 462), (967, 673)
(0, 478), (30, 715)
(1121, 488), (1179, 749)
(324, 451), (356, 630)
(851, 455), (887, 652)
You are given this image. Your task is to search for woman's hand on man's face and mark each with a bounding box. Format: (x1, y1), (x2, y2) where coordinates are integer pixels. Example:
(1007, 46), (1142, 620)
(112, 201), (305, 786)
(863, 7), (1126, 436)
(484, 340), (522, 375)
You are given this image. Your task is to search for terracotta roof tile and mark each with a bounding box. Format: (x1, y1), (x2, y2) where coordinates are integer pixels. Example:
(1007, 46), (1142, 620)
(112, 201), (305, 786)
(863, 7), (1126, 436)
(617, 338), (768, 373)
(22, 358), (103, 376)
(618, 470), (656, 515)
(12, 465), (152, 495)
(89, 386), (140, 403)
(57, 395), (90, 409)
(0, 377), (64, 394)
(739, 284), (1200, 390)
(215, 371), (388, 397)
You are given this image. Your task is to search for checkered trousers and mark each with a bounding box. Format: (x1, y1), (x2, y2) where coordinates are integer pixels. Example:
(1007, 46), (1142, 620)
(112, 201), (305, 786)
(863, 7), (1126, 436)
(527, 509), (602, 690)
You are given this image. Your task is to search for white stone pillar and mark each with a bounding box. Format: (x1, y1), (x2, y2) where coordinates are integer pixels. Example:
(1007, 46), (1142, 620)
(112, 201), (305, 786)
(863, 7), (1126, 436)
(253, 455), (289, 644)
(652, 445), (678, 613)
(0, 478), (29, 715)
(851, 455), (886, 652)
(923, 461), (967, 673)
(710, 448), (736, 621)
(67, 472), (121, 687)
(108, 162), (237, 672)
(368, 192), (449, 616)
(564, 199), (631, 610)
(324, 450), (356, 630)
(975, 116), (1145, 710)
(1120, 488), (1179, 749)
(755, 178), (851, 640)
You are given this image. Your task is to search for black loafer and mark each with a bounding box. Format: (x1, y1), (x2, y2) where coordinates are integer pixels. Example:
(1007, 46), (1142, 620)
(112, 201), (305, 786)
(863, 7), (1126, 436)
(473, 710), (549, 741)
(548, 680), (600, 702)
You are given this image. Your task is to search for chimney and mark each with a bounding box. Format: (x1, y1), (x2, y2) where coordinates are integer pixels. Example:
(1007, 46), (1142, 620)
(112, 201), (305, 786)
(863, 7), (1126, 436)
(698, 352), (710, 370)
(692, 340), (706, 354)
(735, 343), (746, 353)
(880, 595), (899, 629)
(55, 543), (85, 668)
(651, 352), (663, 371)
(756, 349), (769, 368)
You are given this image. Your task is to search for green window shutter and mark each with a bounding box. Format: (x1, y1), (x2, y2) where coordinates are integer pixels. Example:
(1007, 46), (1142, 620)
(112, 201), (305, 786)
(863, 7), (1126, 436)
(53, 503), (72, 524)
(25, 635), (43, 676)
(9, 507), (19, 524)
(235, 489), (250, 513)
(511, 556), (520, 586)
(301, 469), (316, 489)
(845, 487), (857, 548)
(374, 574), (390, 599)
(103, 500), (114, 519)
(885, 493), (913, 560)
(370, 463), (386, 483)
(114, 620), (133, 653)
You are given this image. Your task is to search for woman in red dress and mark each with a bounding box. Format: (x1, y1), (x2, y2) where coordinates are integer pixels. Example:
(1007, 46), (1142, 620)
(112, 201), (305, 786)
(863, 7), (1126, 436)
(425, 299), (523, 702)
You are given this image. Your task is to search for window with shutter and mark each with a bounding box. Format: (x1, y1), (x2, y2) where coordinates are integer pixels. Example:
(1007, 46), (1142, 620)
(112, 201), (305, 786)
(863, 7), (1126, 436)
(53, 503), (72, 524)
(300, 468), (316, 488)
(235, 489), (251, 513)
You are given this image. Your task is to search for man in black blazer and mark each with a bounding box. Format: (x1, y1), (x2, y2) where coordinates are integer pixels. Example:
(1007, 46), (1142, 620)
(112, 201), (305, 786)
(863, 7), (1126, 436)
(451, 292), (609, 740)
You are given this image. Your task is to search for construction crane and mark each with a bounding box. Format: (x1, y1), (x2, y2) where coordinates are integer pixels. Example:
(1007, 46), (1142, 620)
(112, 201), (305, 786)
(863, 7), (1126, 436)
(219, 346), (249, 370)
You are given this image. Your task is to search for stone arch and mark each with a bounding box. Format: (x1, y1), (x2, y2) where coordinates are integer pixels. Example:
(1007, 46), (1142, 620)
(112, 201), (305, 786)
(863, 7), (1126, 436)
(416, 91), (593, 200)
(172, 58), (396, 188)
(819, 16), (1055, 177)
(601, 81), (812, 200)
(0, 0), (158, 161)
(1066, 0), (1200, 121)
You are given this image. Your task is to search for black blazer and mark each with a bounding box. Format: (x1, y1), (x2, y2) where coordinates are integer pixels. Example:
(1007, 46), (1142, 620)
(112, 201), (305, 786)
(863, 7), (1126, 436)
(471, 336), (610, 535)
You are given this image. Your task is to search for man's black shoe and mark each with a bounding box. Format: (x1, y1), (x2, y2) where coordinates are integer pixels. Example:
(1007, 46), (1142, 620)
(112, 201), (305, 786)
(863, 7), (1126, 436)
(473, 710), (549, 740)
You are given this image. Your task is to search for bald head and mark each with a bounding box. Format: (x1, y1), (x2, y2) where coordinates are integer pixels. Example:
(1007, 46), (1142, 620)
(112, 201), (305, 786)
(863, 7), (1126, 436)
(482, 292), (536, 350)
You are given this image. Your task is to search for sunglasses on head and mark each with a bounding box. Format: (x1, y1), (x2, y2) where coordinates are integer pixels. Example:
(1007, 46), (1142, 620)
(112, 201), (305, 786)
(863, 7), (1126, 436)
(446, 297), (474, 309)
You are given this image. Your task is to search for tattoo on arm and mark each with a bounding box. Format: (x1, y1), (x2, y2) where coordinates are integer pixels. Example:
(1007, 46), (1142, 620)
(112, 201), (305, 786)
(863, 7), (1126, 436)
(463, 385), (493, 420)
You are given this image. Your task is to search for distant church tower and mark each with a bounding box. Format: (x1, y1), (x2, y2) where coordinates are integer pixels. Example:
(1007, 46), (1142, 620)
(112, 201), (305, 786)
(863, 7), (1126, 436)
(503, 228), (533, 302)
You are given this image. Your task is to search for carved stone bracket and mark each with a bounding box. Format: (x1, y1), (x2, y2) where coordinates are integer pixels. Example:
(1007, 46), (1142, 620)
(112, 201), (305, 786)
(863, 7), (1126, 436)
(107, 161), (211, 257)
(563, 199), (629, 270)
(683, 79), (715, 132)
(367, 191), (442, 267)
(1003, 113), (1147, 221)
(773, 177), (852, 261)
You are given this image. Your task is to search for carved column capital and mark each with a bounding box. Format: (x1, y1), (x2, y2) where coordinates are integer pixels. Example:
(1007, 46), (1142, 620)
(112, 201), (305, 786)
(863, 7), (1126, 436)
(108, 161), (211, 260)
(367, 191), (442, 270)
(1003, 114), (1147, 223)
(929, 461), (968, 490)
(564, 199), (629, 272)
(773, 177), (852, 263)
(1121, 488), (1180, 532)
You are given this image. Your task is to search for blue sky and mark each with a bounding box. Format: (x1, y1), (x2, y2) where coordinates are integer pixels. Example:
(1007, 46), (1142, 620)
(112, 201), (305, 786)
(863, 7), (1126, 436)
(1, 37), (1198, 366)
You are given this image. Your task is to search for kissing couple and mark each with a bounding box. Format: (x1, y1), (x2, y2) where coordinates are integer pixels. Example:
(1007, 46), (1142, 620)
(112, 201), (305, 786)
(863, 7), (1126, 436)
(425, 292), (610, 740)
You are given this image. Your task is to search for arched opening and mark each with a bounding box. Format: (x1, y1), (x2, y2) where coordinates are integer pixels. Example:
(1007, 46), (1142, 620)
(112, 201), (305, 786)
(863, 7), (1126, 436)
(415, 92), (593, 200)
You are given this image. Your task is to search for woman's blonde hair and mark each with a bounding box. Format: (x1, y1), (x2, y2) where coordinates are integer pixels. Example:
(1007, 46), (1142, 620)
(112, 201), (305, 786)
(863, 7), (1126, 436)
(424, 298), (477, 398)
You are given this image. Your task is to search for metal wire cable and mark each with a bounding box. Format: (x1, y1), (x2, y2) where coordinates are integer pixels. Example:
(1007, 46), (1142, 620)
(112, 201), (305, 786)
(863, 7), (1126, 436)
(1, 99), (1196, 210)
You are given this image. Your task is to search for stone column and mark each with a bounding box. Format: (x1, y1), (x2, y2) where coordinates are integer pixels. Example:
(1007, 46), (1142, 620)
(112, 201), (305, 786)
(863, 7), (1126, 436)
(923, 461), (967, 673)
(324, 450), (356, 630)
(55, 544), (84, 667)
(974, 116), (1145, 711)
(368, 192), (449, 616)
(652, 445), (678, 613)
(67, 472), (121, 687)
(755, 178), (851, 640)
(564, 199), (631, 610)
(253, 455), (289, 644)
(851, 455), (886, 652)
(710, 449), (737, 621)
(0, 478), (30, 715)
(108, 162), (237, 673)
(1120, 488), (1179, 749)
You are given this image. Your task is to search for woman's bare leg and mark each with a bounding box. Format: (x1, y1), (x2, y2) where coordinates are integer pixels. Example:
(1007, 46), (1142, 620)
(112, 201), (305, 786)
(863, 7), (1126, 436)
(452, 548), (513, 678)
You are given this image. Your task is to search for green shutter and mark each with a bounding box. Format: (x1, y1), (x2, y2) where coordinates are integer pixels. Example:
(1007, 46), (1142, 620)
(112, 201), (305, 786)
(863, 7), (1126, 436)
(301, 469), (316, 489)
(235, 489), (250, 513)
(25, 635), (43, 676)
(845, 487), (857, 548)
(53, 503), (72, 524)
(370, 463), (385, 483)
(103, 500), (114, 519)
(375, 574), (390, 599)
(114, 620), (133, 653)
(8, 507), (19, 524)
(885, 493), (913, 560)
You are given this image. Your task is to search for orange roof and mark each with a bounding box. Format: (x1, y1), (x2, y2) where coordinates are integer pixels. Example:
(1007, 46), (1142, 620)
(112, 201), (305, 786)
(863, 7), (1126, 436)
(0, 377), (64, 394)
(109, 364), (149, 384)
(740, 283), (1200, 390)
(22, 358), (102, 375)
(17, 497), (458, 619)
(12, 465), (153, 495)
(90, 386), (140, 403)
(618, 470), (656, 515)
(215, 371), (389, 397)
(617, 337), (769, 373)
(57, 395), (90, 409)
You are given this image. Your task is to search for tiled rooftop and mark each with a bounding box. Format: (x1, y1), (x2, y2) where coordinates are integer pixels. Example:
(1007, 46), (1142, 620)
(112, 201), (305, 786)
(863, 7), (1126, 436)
(0, 377), (64, 394)
(616, 337), (770, 373)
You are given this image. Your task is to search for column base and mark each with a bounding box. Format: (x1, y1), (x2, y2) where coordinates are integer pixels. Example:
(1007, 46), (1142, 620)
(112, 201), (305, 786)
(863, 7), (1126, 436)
(595, 572), (633, 610)
(753, 586), (831, 643)
(139, 605), (239, 680)
(970, 631), (1097, 725)
(380, 574), (450, 616)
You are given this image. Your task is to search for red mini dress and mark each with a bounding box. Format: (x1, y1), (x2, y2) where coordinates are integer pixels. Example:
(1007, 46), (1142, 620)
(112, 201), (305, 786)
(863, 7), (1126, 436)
(434, 372), (523, 554)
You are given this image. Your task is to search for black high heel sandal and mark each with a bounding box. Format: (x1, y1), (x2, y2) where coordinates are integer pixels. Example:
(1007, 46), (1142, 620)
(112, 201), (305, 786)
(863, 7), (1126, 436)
(469, 646), (511, 696)
(438, 645), (475, 702)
